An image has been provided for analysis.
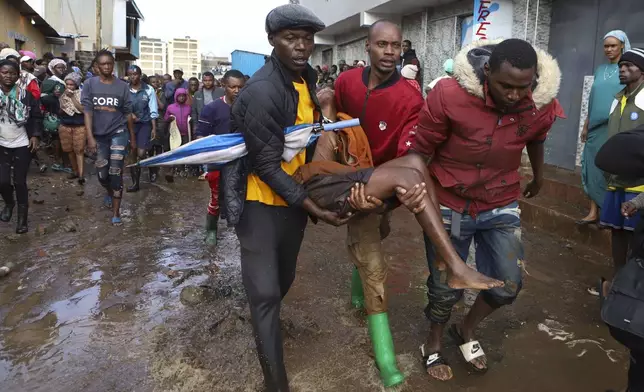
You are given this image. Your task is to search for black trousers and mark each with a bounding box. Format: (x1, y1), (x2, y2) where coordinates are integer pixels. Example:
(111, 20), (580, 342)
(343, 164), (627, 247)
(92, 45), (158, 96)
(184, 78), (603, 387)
(609, 326), (644, 392)
(236, 201), (308, 392)
(0, 145), (32, 206)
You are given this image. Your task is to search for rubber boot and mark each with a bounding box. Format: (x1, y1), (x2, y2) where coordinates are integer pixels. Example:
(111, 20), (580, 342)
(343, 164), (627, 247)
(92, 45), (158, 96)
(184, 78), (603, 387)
(149, 167), (158, 183)
(205, 214), (218, 246)
(127, 167), (141, 192)
(367, 312), (405, 387)
(15, 205), (28, 234)
(351, 268), (365, 309)
(0, 202), (15, 222)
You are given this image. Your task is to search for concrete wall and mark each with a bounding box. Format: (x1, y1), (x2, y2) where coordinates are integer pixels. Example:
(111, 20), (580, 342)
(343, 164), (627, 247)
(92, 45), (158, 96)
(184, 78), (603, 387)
(0, 0), (53, 56)
(311, 0), (552, 91)
(401, 0), (552, 90)
(44, 0), (116, 52)
(300, 0), (389, 27)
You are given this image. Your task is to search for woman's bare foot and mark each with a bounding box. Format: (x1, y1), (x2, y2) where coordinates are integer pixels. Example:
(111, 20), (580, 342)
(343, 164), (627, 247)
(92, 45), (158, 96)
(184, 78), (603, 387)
(447, 264), (504, 290)
(577, 212), (599, 224)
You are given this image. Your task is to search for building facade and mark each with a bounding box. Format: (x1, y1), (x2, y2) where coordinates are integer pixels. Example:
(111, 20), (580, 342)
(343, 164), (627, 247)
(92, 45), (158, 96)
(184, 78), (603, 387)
(0, 0), (61, 57)
(137, 37), (167, 76)
(301, 0), (644, 170)
(168, 37), (200, 79)
(42, 0), (144, 75)
(201, 53), (229, 76)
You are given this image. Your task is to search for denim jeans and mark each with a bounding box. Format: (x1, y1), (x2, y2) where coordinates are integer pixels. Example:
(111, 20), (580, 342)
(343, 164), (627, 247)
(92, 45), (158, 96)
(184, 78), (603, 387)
(424, 202), (523, 324)
(95, 130), (129, 198)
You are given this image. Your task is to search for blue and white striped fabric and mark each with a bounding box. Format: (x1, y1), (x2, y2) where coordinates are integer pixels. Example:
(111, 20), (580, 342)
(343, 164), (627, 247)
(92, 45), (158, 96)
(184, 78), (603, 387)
(135, 118), (360, 167)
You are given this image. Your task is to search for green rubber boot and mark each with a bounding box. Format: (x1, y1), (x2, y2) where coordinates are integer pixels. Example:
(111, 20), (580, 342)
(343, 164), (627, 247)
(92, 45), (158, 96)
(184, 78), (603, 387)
(367, 312), (405, 388)
(350, 268), (365, 309)
(205, 214), (218, 246)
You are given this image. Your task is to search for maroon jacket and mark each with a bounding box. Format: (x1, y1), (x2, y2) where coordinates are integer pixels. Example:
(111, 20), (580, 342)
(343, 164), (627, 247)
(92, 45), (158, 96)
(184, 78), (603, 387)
(335, 67), (423, 166)
(410, 41), (564, 216)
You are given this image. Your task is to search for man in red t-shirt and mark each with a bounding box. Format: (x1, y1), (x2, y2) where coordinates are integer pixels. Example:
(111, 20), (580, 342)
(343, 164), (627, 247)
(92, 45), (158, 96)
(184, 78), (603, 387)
(330, 19), (424, 387)
(412, 38), (564, 381)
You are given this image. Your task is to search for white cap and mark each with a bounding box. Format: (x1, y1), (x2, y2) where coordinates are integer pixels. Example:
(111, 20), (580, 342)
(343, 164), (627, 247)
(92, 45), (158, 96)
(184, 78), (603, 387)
(20, 55), (32, 63)
(173, 67), (183, 73)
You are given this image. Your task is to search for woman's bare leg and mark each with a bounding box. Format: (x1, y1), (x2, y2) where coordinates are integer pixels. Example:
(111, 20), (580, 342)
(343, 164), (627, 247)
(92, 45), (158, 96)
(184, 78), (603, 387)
(68, 152), (79, 176)
(76, 152), (85, 178)
(362, 154), (503, 290)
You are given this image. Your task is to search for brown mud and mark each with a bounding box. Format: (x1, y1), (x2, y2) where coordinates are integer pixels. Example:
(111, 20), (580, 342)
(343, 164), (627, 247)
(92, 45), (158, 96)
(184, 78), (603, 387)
(0, 167), (630, 391)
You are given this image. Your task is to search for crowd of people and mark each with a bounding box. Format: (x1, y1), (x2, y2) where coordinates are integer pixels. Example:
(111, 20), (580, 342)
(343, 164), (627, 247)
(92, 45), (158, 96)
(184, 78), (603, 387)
(0, 43), (247, 231)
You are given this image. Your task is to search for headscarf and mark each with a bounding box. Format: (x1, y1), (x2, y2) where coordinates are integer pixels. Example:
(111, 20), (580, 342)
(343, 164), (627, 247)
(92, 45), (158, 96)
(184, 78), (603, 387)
(604, 30), (631, 53)
(59, 72), (83, 116)
(401, 64), (419, 80)
(48, 58), (67, 84)
(443, 59), (454, 75)
(19, 50), (36, 60)
(0, 48), (20, 60)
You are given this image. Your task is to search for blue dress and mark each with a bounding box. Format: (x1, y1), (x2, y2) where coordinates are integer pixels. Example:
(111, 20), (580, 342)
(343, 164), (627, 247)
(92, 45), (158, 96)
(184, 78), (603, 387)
(582, 63), (622, 206)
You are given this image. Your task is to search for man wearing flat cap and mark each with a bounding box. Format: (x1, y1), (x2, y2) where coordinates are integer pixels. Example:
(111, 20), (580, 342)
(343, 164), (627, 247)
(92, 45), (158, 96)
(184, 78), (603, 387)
(225, 4), (350, 391)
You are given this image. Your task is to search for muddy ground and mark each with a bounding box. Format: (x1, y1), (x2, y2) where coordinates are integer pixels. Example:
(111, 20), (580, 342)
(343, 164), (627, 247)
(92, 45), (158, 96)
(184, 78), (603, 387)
(0, 167), (630, 392)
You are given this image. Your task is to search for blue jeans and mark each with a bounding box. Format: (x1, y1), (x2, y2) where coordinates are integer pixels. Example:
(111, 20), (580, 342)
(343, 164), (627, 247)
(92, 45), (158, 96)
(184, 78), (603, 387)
(95, 130), (130, 198)
(424, 202), (524, 324)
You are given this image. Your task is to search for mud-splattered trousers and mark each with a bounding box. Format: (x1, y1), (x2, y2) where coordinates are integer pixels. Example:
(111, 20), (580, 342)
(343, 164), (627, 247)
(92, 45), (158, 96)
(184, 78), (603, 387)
(348, 214), (390, 314)
(95, 130), (129, 197)
(424, 202), (524, 324)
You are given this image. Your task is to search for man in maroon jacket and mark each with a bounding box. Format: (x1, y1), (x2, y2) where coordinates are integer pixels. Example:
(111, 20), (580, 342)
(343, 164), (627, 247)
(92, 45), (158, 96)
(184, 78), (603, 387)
(331, 19), (424, 387)
(411, 38), (564, 381)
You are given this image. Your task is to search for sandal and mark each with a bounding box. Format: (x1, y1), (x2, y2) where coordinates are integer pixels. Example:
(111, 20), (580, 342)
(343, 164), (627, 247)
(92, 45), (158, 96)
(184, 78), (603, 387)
(449, 324), (488, 373)
(420, 344), (453, 381)
(111, 216), (122, 226)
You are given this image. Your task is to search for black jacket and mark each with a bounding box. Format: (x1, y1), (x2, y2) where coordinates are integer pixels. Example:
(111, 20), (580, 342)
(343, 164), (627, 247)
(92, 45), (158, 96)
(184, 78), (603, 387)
(221, 53), (321, 226)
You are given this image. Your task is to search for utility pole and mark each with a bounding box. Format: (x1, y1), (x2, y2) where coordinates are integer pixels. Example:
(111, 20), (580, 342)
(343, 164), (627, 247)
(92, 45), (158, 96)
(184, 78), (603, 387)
(96, 0), (102, 50)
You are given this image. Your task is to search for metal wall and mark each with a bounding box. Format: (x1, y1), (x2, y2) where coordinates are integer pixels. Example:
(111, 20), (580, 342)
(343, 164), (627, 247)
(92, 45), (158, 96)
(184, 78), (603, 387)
(231, 51), (267, 77)
(546, 0), (644, 169)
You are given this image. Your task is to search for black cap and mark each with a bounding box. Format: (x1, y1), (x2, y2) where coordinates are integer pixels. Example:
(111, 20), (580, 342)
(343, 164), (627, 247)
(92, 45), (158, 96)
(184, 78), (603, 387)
(620, 48), (644, 72)
(265, 4), (325, 35)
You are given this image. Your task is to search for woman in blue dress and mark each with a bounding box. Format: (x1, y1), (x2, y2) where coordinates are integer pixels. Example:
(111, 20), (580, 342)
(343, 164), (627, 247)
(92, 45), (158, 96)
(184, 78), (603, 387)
(578, 30), (631, 224)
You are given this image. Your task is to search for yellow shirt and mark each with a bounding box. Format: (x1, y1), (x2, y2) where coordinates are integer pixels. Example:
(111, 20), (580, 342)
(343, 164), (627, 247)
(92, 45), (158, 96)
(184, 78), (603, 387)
(620, 94), (628, 115)
(245, 80), (314, 206)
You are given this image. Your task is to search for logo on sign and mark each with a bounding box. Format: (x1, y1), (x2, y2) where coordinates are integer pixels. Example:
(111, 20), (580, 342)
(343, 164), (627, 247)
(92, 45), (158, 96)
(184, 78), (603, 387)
(472, 0), (513, 42)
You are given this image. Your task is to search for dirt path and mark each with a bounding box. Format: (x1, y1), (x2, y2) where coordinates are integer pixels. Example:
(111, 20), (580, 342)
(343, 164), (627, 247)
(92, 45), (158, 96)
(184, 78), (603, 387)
(0, 170), (630, 391)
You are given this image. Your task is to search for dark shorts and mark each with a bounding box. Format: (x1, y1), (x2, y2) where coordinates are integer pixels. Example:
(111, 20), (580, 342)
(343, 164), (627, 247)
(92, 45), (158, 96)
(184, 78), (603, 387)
(301, 167), (374, 216)
(134, 122), (152, 150)
(151, 119), (168, 148)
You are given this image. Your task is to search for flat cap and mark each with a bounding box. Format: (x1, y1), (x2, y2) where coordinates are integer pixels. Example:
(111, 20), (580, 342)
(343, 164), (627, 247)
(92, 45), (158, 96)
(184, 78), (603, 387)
(265, 4), (325, 35)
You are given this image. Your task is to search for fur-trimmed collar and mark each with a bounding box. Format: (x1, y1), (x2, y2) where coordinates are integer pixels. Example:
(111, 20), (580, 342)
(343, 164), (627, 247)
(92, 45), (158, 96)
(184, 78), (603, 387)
(453, 39), (561, 110)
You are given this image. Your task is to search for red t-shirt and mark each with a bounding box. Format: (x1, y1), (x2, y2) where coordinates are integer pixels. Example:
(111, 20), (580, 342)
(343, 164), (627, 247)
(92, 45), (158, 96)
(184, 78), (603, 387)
(334, 67), (424, 166)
